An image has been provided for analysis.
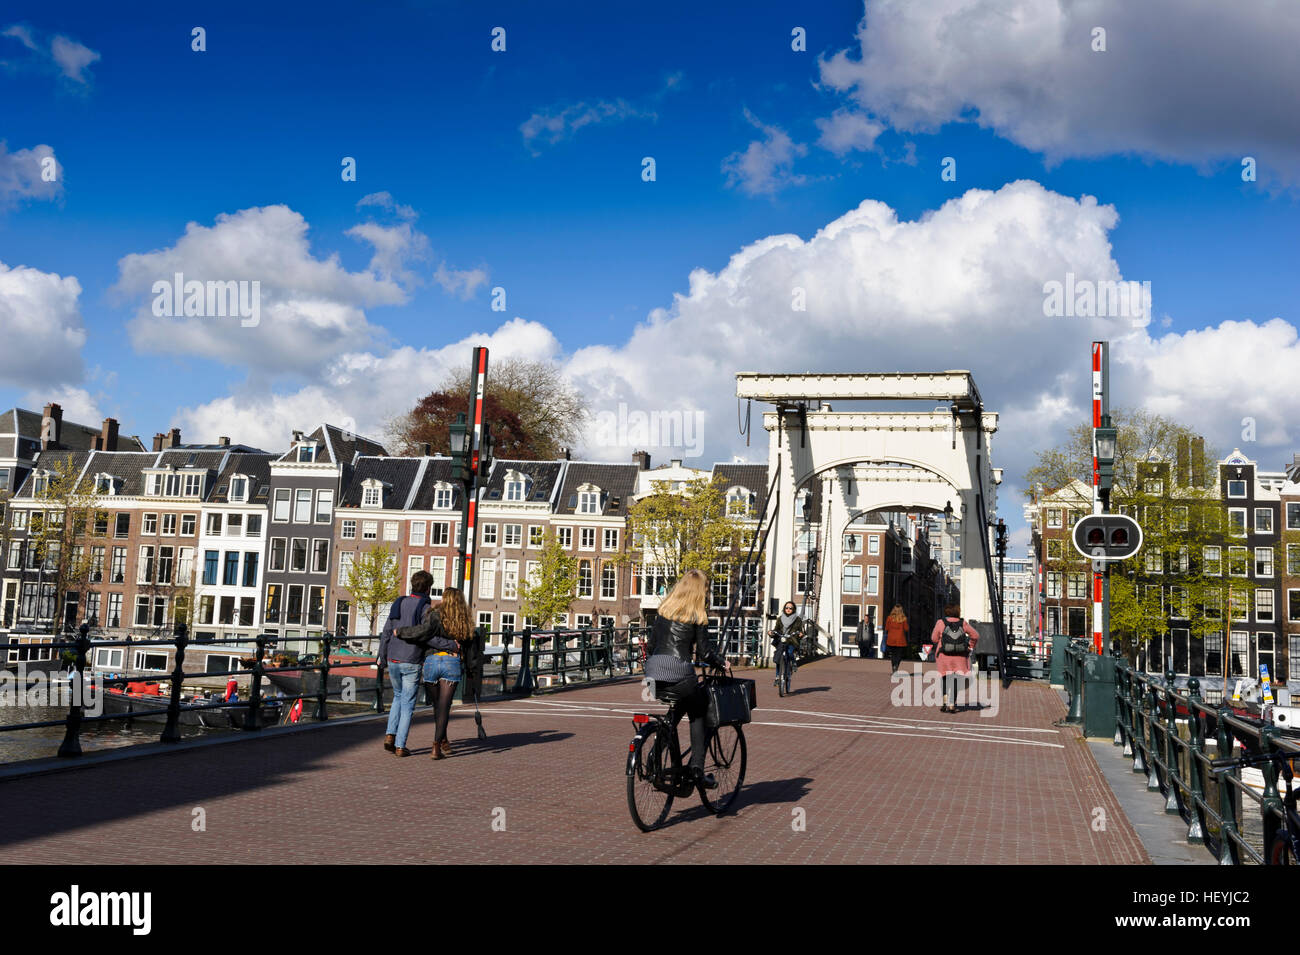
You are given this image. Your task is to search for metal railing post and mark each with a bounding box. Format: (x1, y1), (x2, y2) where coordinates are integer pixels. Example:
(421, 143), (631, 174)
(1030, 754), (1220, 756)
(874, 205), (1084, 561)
(373, 658), (386, 714)
(316, 633), (332, 721)
(1184, 678), (1205, 843)
(56, 624), (91, 758)
(630, 622), (640, 675)
(603, 622), (614, 679)
(500, 631), (512, 695)
(161, 624), (189, 743)
(1146, 681), (1162, 791)
(243, 633), (266, 731)
(1163, 670), (1180, 813)
(1215, 703), (1239, 864)
(580, 626), (591, 682)
(1258, 727), (1284, 863)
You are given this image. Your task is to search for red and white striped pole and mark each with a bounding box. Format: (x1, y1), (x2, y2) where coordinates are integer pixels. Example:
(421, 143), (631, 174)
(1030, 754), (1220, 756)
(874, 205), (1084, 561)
(458, 346), (489, 598)
(1091, 341), (1107, 655)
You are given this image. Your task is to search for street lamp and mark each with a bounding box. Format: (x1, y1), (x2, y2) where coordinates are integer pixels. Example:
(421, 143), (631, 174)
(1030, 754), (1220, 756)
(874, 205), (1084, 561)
(449, 412), (469, 481)
(1095, 413), (1118, 503)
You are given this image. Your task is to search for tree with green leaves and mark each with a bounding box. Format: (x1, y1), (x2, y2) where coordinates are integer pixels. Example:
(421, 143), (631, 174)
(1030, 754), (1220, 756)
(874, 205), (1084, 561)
(519, 530), (578, 629)
(615, 476), (751, 588)
(345, 544), (402, 635)
(27, 455), (100, 631)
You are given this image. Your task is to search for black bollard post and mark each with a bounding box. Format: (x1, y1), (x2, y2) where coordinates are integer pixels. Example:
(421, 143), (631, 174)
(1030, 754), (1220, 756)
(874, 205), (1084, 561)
(57, 624), (92, 758)
(161, 623), (189, 743)
(244, 634), (266, 731)
(513, 628), (534, 695)
(316, 633), (332, 721)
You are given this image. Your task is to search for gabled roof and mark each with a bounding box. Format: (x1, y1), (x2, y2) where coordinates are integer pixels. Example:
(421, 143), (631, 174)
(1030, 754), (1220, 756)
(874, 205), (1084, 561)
(276, 423), (387, 464)
(554, 462), (639, 516)
(409, 457), (459, 510)
(0, 407), (146, 457)
(711, 463), (770, 514)
(11, 450), (93, 499)
(154, 447), (230, 474)
(480, 459), (565, 506)
(210, 452), (276, 504)
(339, 457), (424, 509)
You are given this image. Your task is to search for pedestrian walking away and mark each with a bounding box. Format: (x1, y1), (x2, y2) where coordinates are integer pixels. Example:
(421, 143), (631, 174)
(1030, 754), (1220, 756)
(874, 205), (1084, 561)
(644, 569), (731, 789)
(929, 603), (979, 713)
(884, 604), (909, 673)
(378, 570), (456, 756)
(398, 586), (472, 759)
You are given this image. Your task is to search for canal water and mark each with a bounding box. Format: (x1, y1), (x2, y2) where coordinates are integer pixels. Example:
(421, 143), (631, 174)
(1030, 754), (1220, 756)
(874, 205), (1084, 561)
(0, 705), (223, 763)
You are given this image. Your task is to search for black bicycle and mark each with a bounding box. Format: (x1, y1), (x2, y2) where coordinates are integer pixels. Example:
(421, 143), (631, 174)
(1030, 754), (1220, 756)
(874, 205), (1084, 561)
(772, 635), (794, 697)
(626, 667), (747, 831)
(1211, 748), (1300, 865)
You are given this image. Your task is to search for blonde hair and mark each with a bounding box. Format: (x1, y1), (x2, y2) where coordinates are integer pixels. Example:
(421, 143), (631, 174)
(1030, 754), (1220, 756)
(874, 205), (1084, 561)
(658, 569), (709, 625)
(887, 604), (907, 624)
(438, 588), (471, 641)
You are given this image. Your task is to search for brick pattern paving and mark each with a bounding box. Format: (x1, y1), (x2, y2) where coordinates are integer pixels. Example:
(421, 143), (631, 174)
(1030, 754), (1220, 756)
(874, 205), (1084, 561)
(0, 658), (1148, 864)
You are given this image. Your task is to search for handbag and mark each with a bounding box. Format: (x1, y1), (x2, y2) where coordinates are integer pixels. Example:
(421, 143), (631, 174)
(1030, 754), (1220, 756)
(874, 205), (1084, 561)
(705, 676), (755, 728)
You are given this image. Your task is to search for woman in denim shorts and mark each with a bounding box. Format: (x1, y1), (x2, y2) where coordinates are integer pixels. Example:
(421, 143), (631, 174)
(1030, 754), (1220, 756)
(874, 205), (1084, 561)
(399, 587), (471, 758)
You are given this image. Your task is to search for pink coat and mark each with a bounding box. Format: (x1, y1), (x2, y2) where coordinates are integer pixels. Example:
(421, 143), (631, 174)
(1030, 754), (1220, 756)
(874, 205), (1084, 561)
(930, 617), (979, 675)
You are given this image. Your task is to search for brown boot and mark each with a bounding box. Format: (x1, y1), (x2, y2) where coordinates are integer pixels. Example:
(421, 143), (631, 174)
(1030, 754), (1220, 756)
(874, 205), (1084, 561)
(439, 740), (453, 759)
(384, 734), (396, 753)
(395, 747), (411, 757)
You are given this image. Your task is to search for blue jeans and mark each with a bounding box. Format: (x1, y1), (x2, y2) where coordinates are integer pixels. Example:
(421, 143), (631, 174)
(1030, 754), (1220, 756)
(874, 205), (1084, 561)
(422, 654), (462, 684)
(385, 661), (422, 749)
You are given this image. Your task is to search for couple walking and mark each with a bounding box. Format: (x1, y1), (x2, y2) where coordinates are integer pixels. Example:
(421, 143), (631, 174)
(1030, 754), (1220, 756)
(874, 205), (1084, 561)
(379, 570), (472, 758)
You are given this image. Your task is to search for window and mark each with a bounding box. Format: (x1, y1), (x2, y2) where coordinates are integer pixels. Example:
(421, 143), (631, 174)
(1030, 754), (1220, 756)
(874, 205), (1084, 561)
(269, 538), (287, 571)
(500, 612), (516, 633)
(115, 513), (130, 538)
(842, 565), (862, 595)
(557, 527), (573, 549)
(710, 564), (728, 607)
(479, 559), (496, 599)
(867, 565), (879, 596)
(110, 547), (126, 583)
(410, 521), (426, 546)
(430, 523), (449, 546)
(312, 540), (329, 573)
(577, 560), (593, 599)
(291, 539), (307, 572)
(342, 520), (356, 540)
(1230, 591), (1249, 622)
(205, 512), (223, 537)
(246, 513), (262, 537)
(273, 489), (291, 522)
(229, 476), (248, 502)
(1256, 589), (1275, 623)
(578, 490), (600, 514)
(1288, 590), (1300, 623)
(1171, 507), (1188, 531)
(1067, 573), (1087, 599)
(383, 521), (398, 542)
(796, 560), (808, 594)
(435, 485), (453, 509)
(1228, 508), (1247, 537)
(227, 513), (243, 536)
(1047, 539), (1063, 560)
(504, 524), (522, 547)
(1047, 572), (1063, 599)
(265, 584), (282, 623)
(133, 596), (151, 627)
(160, 513), (177, 536)
(181, 514), (196, 536)
(1287, 502), (1300, 530)
(1203, 546), (1221, 576)
(1289, 544), (1300, 577)
(1144, 479), (1164, 495)
(1228, 547), (1249, 577)
(157, 546), (174, 584)
(307, 586), (325, 626)
(338, 551), (355, 586)
(138, 546), (155, 584)
(868, 535), (880, 556)
(297, 443), (317, 463)
(797, 530), (814, 552)
(843, 533), (861, 554)
(1047, 508), (1062, 528)
(579, 527), (595, 550)
(143, 513), (158, 535)
(222, 551), (239, 586)
(89, 546), (105, 583)
(529, 525), (544, 548)
(1227, 480), (1247, 498)
(478, 611), (493, 632)
(285, 585), (304, 625)
(1255, 547), (1274, 577)
(1144, 548), (1163, 574)
(362, 483), (382, 507)
(362, 521), (378, 541)
(315, 490), (333, 523)
(503, 560), (518, 600)
(243, 552), (259, 588)
(1169, 586), (1188, 619)
(506, 477), (525, 502)
(1255, 508), (1274, 534)
(429, 557), (446, 597)
(294, 489), (312, 523)
(482, 524), (498, 546)
(105, 594), (122, 628)
(408, 555), (425, 578)
(335, 600), (351, 636)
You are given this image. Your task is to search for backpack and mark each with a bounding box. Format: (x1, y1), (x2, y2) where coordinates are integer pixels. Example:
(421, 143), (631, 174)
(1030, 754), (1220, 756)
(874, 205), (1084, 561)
(389, 595), (431, 632)
(939, 618), (969, 655)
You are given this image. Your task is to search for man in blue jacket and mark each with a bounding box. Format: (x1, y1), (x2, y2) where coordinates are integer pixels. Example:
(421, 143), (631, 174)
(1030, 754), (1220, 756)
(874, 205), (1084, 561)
(379, 571), (435, 757)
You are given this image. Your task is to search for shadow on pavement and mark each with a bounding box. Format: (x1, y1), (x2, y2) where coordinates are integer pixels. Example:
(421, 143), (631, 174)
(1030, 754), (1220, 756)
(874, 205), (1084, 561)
(420, 729), (574, 757)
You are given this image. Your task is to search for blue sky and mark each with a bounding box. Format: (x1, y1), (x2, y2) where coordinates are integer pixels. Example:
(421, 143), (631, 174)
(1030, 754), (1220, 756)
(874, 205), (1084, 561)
(3, 0), (1300, 549)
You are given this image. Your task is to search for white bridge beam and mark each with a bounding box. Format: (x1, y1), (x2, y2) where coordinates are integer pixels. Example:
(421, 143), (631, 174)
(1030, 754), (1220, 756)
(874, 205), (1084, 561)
(736, 371), (983, 410)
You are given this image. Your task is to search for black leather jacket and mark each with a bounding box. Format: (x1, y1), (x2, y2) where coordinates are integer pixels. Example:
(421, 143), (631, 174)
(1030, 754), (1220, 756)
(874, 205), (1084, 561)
(648, 614), (726, 669)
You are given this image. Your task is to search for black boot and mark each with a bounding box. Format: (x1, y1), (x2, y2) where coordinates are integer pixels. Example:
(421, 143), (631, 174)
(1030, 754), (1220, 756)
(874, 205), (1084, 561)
(693, 766), (718, 790)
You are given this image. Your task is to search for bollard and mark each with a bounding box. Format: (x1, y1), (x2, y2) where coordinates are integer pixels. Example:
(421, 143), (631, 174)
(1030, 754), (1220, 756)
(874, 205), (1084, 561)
(57, 624), (91, 758)
(161, 623), (190, 743)
(316, 633), (332, 721)
(244, 633), (266, 731)
(1184, 678), (1205, 843)
(1214, 703), (1238, 864)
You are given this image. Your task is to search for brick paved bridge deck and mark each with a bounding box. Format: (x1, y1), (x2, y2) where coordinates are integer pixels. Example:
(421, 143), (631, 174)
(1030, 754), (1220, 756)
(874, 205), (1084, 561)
(0, 658), (1148, 864)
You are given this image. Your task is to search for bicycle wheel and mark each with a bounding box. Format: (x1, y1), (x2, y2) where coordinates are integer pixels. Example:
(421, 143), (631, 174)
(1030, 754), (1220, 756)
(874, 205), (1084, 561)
(627, 730), (674, 832)
(699, 724), (747, 815)
(1269, 833), (1296, 865)
(777, 655), (787, 697)
(782, 653), (792, 695)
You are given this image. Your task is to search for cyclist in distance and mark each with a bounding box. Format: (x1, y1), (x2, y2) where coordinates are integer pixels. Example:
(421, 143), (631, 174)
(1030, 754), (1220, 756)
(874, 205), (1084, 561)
(770, 600), (803, 684)
(645, 569), (731, 789)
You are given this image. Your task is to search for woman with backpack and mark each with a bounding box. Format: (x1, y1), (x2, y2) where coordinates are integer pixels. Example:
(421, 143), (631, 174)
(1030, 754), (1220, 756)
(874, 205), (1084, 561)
(929, 603), (979, 713)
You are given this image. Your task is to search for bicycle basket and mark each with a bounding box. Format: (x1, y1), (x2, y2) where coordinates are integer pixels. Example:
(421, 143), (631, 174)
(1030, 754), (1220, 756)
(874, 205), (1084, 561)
(705, 676), (754, 728)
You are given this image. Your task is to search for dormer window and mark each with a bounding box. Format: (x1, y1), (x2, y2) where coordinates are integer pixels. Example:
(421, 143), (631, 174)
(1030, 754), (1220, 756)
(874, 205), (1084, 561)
(229, 475), (249, 503)
(361, 479), (384, 508)
(30, 470), (49, 495)
(296, 442), (319, 463)
(726, 487), (753, 517)
(434, 483), (455, 509)
(577, 485), (601, 515)
(504, 470), (531, 503)
(93, 473), (116, 495)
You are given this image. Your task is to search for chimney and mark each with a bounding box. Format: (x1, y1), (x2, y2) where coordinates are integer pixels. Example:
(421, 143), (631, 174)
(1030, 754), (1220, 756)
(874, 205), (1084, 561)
(292, 430), (303, 443)
(152, 433), (166, 453)
(670, 459), (682, 468)
(40, 402), (63, 450)
(100, 417), (120, 453)
(218, 436), (230, 447)
(632, 450), (651, 471)
(1191, 437), (1206, 487)
(91, 436), (102, 451)
(561, 447), (571, 460)
(1176, 435), (1189, 487)
(167, 428), (181, 448)
(421, 443), (432, 457)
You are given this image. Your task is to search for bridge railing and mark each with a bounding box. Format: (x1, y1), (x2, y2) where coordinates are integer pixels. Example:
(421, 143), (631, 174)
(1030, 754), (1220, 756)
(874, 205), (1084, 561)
(492, 623), (645, 694)
(1065, 644), (1300, 864)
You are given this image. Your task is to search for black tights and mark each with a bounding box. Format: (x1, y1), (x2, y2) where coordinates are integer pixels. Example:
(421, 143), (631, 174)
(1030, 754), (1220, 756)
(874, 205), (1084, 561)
(432, 679), (458, 743)
(658, 676), (708, 772)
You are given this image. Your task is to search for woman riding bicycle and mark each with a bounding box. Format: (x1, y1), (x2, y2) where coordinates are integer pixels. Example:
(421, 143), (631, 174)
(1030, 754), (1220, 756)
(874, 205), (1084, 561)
(770, 601), (803, 684)
(645, 569), (730, 790)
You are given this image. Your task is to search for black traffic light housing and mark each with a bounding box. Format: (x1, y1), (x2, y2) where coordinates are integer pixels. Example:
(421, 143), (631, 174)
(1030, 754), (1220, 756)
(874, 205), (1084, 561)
(995, 519), (1007, 558)
(1070, 513), (1142, 561)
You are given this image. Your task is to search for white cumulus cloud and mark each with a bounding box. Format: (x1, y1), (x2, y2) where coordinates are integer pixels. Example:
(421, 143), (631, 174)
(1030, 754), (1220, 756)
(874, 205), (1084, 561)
(0, 260), (86, 390)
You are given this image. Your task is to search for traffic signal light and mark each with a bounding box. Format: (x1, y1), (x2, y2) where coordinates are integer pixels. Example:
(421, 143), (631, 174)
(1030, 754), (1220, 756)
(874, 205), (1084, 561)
(1070, 514), (1142, 561)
